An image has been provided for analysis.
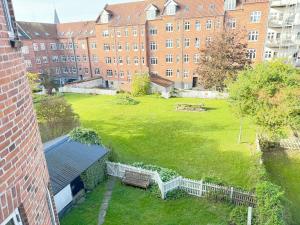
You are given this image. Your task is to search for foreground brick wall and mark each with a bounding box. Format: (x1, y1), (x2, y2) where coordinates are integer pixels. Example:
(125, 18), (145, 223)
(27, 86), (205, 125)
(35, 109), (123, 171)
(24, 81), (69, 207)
(0, 1), (58, 224)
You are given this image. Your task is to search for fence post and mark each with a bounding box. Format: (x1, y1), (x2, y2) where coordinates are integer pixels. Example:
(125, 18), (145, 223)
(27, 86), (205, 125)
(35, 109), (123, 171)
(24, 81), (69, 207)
(230, 187), (233, 201)
(247, 207), (253, 225)
(199, 180), (203, 197)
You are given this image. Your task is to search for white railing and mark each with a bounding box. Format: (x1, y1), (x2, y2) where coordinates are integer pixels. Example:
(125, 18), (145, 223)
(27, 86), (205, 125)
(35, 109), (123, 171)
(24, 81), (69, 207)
(106, 162), (256, 207)
(279, 138), (300, 150)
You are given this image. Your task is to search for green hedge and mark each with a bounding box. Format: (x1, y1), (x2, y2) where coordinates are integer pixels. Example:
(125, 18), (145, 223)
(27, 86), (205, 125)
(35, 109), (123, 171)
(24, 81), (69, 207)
(69, 127), (101, 145)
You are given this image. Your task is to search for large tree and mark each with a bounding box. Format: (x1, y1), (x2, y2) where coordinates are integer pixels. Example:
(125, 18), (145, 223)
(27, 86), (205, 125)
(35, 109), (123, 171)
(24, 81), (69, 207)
(229, 60), (300, 140)
(196, 29), (251, 91)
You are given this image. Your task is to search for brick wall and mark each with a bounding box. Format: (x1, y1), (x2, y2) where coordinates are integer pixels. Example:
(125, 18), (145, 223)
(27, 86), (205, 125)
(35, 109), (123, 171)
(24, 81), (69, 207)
(0, 0), (59, 224)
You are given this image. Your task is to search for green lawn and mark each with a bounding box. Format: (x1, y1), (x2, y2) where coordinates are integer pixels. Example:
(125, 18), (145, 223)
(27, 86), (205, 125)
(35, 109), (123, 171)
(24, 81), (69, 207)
(263, 151), (300, 225)
(65, 94), (258, 189)
(60, 181), (107, 225)
(104, 181), (232, 225)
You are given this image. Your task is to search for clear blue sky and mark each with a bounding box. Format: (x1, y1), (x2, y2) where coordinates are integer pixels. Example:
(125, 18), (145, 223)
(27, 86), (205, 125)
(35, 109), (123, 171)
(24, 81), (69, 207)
(13, 0), (135, 23)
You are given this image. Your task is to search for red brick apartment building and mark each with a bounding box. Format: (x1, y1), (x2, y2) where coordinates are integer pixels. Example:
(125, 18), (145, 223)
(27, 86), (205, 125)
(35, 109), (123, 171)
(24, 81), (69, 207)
(18, 19), (101, 84)
(14, 0), (271, 90)
(0, 0), (59, 225)
(95, 0), (270, 90)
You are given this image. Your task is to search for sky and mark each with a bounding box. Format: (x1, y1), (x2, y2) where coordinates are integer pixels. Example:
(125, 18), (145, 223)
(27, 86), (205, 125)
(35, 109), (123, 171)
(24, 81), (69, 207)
(13, 0), (135, 23)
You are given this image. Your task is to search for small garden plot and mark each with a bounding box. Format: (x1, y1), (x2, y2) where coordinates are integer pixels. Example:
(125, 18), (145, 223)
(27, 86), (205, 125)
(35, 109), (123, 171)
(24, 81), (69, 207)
(176, 103), (206, 112)
(114, 95), (139, 105)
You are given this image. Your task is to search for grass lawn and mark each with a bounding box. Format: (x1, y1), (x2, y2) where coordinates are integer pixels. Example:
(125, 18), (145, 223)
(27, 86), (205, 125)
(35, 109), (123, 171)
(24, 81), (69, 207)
(104, 181), (232, 225)
(263, 151), (300, 225)
(65, 94), (258, 189)
(60, 182), (107, 225)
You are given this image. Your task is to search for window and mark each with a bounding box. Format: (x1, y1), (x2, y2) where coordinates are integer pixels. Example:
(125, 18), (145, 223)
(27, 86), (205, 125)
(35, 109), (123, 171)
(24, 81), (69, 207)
(134, 57), (139, 65)
(184, 38), (190, 48)
(1, 208), (24, 225)
(93, 55), (98, 62)
(166, 23), (173, 32)
(248, 31), (259, 41)
(102, 30), (109, 37)
(227, 19), (236, 29)
(107, 70), (113, 77)
(296, 32), (300, 40)
(195, 38), (200, 48)
(166, 5), (176, 15)
(132, 28), (138, 36)
(55, 67), (60, 75)
(267, 32), (275, 40)
(150, 42), (157, 51)
(141, 42), (145, 51)
(166, 39), (173, 48)
(206, 36), (212, 46)
(83, 55), (87, 62)
(40, 43), (46, 50)
(150, 57), (158, 65)
(105, 57), (112, 64)
(149, 27), (157, 35)
(42, 56), (48, 64)
(24, 60), (32, 68)
(247, 49), (256, 59)
(183, 70), (189, 78)
(206, 20), (212, 29)
(116, 30), (121, 37)
(33, 43), (39, 51)
(264, 51), (272, 59)
(195, 21), (201, 31)
(194, 54), (200, 63)
(215, 20), (221, 29)
(118, 43), (122, 51)
(209, 3), (215, 9)
(21, 46), (29, 54)
(103, 44), (110, 51)
(142, 57), (145, 64)
(118, 56), (123, 64)
(183, 54), (189, 63)
(2, 0), (14, 38)
(184, 21), (190, 31)
(133, 43), (138, 51)
(95, 68), (100, 74)
(119, 71), (124, 78)
(50, 43), (57, 50)
(147, 9), (157, 20)
(124, 28), (128, 37)
(176, 55), (180, 63)
(166, 54), (173, 63)
(91, 42), (97, 49)
(166, 69), (173, 77)
(125, 43), (130, 51)
(250, 11), (261, 23)
(36, 57), (41, 64)
(126, 57), (131, 65)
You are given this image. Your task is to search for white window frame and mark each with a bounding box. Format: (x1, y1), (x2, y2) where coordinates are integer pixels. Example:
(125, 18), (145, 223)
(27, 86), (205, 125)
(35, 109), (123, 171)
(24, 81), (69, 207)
(166, 23), (173, 32)
(166, 39), (173, 48)
(248, 31), (259, 41)
(250, 11), (261, 23)
(1, 208), (23, 225)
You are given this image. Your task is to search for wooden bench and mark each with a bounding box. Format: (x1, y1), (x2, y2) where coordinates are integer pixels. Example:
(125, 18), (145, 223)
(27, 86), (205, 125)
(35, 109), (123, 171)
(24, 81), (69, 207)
(122, 170), (151, 189)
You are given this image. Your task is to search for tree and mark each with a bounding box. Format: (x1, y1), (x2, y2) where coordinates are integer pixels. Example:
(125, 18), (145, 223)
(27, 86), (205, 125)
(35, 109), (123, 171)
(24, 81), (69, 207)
(36, 96), (80, 142)
(229, 60), (300, 140)
(131, 73), (150, 97)
(26, 72), (40, 92)
(40, 74), (59, 95)
(196, 29), (251, 91)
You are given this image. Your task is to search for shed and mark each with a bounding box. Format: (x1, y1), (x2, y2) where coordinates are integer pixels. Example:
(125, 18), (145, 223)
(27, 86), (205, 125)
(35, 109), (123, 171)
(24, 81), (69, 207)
(44, 136), (108, 215)
(150, 75), (174, 98)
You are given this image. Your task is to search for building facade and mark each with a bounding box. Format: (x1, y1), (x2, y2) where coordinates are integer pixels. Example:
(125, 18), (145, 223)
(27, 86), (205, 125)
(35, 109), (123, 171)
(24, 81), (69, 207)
(0, 0), (59, 225)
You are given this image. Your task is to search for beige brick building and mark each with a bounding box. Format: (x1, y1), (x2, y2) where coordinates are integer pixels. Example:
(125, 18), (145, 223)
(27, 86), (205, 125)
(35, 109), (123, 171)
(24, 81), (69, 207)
(0, 0), (59, 224)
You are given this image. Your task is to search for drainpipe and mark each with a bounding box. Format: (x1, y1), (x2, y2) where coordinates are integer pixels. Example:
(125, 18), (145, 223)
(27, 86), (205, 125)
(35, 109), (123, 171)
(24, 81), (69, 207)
(86, 37), (93, 78)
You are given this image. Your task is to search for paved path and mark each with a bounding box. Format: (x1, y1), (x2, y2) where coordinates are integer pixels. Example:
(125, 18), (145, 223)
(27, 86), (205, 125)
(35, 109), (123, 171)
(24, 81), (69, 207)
(98, 177), (116, 225)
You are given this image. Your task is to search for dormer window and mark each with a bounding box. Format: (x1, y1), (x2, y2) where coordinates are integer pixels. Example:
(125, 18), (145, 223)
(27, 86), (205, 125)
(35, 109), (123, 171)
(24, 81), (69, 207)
(146, 5), (158, 20)
(165, 0), (178, 16)
(100, 10), (110, 23)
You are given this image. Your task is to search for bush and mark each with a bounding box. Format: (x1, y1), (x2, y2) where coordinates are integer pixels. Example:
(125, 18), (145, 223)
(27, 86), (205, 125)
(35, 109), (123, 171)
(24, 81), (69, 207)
(149, 184), (161, 199)
(166, 188), (188, 200)
(36, 96), (79, 142)
(229, 206), (248, 225)
(131, 73), (150, 97)
(69, 127), (101, 145)
(115, 95), (139, 105)
(255, 181), (286, 225)
(132, 162), (179, 182)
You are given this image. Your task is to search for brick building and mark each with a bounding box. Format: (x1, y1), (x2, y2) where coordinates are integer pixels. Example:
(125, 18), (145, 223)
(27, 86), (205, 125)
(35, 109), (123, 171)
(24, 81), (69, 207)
(95, 0), (271, 90)
(0, 0), (59, 225)
(18, 19), (101, 84)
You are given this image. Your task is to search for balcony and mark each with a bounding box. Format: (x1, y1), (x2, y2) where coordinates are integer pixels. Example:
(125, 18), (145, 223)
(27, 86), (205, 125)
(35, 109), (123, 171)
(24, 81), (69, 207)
(269, 18), (294, 27)
(271, 0), (297, 7)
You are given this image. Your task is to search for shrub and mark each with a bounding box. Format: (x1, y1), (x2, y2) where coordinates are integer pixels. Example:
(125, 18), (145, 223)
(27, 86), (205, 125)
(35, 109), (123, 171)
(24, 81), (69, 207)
(149, 184), (161, 199)
(255, 181), (286, 225)
(36, 96), (79, 142)
(115, 95), (139, 105)
(131, 73), (150, 97)
(132, 162), (179, 182)
(229, 206), (248, 225)
(166, 188), (188, 200)
(69, 127), (101, 145)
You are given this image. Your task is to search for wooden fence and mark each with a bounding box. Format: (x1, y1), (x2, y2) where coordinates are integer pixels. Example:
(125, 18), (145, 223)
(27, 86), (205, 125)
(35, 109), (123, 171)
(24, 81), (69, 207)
(106, 162), (256, 207)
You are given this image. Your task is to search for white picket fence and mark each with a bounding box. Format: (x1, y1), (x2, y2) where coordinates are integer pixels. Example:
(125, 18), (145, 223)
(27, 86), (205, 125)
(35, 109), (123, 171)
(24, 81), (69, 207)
(106, 162), (256, 207)
(279, 138), (300, 150)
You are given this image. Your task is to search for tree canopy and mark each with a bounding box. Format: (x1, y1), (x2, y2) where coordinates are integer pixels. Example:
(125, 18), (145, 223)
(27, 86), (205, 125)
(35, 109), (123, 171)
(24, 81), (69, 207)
(196, 29), (250, 91)
(131, 73), (150, 97)
(229, 60), (300, 139)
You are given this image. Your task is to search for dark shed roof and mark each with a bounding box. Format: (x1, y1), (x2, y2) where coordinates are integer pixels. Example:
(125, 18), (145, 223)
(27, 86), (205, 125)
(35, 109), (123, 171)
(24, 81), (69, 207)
(44, 136), (108, 195)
